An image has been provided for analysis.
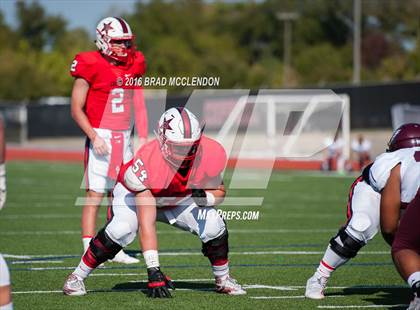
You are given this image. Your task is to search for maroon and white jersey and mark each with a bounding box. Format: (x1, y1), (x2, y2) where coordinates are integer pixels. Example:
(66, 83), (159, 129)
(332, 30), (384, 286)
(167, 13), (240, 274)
(399, 147), (420, 203)
(370, 147), (420, 203)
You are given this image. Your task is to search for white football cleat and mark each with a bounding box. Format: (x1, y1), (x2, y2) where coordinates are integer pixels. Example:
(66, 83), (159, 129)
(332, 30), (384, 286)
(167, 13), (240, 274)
(63, 274), (86, 296)
(109, 250), (139, 264)
(305, 274), (328, 299)
(215, 275), (246, 295)
(408, 295), (420, 310)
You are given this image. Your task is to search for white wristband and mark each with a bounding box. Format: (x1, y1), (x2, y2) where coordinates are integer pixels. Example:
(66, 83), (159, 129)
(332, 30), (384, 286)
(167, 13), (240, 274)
(206, 192), (216, 206)
(143, 250), (160, 268)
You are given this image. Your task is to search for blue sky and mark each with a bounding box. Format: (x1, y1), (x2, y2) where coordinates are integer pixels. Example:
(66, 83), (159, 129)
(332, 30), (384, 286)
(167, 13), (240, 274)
(0, 0), (138, 37)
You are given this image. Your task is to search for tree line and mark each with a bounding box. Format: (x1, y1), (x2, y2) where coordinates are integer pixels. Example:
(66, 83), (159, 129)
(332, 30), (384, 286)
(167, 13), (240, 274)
(0, 0), (419, 100)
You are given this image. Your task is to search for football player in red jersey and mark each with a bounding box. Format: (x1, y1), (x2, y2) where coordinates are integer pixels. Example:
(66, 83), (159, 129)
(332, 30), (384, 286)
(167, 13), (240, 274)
(70, 17), (148, 263)
(64, 107), (246, 297)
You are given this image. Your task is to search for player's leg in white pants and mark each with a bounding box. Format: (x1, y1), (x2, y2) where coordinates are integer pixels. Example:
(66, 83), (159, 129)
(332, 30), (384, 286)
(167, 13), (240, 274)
(156, 198), (226, 242)
(305, 180), (380, 299)
(157, 199), (246, 295)
(82, 129), (137, 264)
(64, 184), (139, 296)
(0, 254), (13, 309)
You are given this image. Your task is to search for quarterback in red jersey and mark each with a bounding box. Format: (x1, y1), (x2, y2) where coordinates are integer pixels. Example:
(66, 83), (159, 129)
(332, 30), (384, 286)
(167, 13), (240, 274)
(70, 17), (147, 263)
(64, 107), (246, 298)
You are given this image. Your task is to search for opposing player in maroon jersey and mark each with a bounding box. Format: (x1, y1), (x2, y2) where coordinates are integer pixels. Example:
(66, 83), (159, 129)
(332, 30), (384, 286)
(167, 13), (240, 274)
(70, 17), (147, 263)
(377, 123), (420, 309)
(64, 107), (246, 297)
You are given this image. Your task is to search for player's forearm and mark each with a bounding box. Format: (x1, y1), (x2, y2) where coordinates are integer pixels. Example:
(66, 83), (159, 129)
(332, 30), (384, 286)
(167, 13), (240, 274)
(71, 107), (97, 141)
(136, 192), (158, 251)
(379, 164), (401, 247)
(139, 221), (158, 251)
(0, 285), (12, 306)
(71, 78), (96, 140)
(380, 212), (399, 247)
(380, 212), (399, 246)
(381, 231), (395, 247)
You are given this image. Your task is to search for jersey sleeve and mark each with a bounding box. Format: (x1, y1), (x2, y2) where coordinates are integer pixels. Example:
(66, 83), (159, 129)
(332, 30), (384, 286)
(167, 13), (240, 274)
(205, 139), (227, 178)
(119, 154), (150, 192)
(69, 53), (96, 83)
(133, 51), (147, 76)
(369, 151), (401, 192)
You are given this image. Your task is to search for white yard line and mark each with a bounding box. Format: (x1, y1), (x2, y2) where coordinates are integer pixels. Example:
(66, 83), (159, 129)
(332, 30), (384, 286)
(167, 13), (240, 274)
(243, 285), (297, 291)
(3, 250), (389, 261)
(1, 214), (81, 219)
(289, 285), (407, 289)
(251, 295), (345, 299)
(11, 260), (64, 264)
(318, 305), (408, 309)
(25, 266), (76, 271)
(13, 290), (63, 294)
(0, 228), (343, 235)
(0, 231), (82, 235)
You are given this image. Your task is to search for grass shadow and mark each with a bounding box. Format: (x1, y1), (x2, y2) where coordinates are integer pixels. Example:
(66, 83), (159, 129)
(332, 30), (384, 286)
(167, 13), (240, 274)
(326, 286), (410, 309)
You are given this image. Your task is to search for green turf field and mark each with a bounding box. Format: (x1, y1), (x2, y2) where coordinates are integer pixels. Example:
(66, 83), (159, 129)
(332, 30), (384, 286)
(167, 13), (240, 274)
(0, 161), (409, 309)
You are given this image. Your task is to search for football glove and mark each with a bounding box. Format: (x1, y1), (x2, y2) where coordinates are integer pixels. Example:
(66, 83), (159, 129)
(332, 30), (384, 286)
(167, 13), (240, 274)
(191, 188), (207, 207)
(147, 267), (175, 298)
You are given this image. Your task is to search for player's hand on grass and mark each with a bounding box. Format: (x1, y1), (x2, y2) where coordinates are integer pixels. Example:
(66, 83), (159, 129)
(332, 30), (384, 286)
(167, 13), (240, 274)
(92, 135), (109, 156)
(147, 267), (175, 298)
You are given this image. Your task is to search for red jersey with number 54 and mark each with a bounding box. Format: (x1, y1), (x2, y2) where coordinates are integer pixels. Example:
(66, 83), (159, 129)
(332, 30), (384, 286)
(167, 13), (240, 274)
(70, 50), (146, 130)
(118, 136), (227, 207)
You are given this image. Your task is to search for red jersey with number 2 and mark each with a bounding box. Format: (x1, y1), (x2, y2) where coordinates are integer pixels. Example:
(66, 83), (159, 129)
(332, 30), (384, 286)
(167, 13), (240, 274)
(70, 51), (146, 131)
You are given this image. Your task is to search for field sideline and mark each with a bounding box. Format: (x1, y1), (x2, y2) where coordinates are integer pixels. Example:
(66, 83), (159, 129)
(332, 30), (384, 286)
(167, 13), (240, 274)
(0, 161), (408, 309)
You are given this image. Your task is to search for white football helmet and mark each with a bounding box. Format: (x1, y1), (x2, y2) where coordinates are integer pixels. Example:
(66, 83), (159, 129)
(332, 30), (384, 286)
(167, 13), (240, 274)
(157, 107), (203, 169)
(95, 17), (135, 63)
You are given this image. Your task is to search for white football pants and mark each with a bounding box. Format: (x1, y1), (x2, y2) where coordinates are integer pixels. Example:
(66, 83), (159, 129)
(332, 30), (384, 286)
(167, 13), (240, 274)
(105, 183), (226, 247)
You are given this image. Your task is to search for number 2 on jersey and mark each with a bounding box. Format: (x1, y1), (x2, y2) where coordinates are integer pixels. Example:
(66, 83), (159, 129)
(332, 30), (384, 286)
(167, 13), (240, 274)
(111, 88), (124, 113)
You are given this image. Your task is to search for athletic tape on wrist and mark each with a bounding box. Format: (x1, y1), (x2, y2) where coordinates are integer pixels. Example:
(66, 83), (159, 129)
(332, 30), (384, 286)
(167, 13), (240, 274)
(143, 250), (160, 268)
(206, 192), (216, 206)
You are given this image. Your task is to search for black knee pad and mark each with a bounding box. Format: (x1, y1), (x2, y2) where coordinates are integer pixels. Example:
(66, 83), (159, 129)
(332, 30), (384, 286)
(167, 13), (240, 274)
(90, 228), (122, 262)
(202, 229), (229, 260)
(329, 228), (364, 259)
